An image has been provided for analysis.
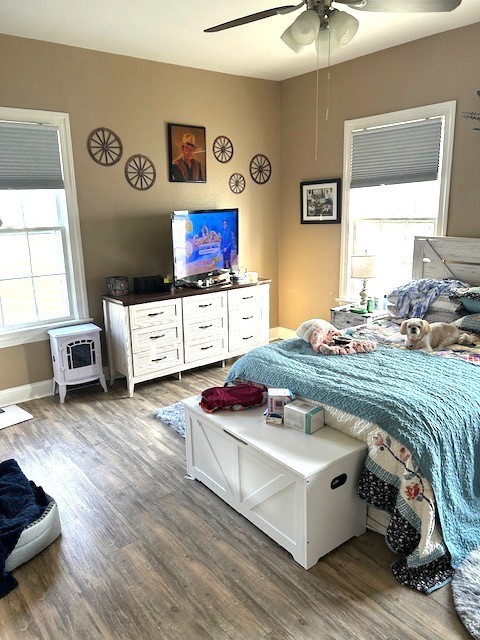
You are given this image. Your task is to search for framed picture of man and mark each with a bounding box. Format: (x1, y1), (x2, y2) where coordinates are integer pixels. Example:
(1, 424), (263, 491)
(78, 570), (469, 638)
(300, 178), (341, 224)
(168, 123), (206, 183)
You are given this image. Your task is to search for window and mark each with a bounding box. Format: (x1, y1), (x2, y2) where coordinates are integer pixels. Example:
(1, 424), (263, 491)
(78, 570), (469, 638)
(0, 107), (89, 348)
(340, 101), (456, 303)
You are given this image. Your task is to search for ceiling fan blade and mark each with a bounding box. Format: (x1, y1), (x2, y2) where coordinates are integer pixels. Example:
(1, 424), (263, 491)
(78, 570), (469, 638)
(204, 5), (298, 32)
(339, 0), (461, 11)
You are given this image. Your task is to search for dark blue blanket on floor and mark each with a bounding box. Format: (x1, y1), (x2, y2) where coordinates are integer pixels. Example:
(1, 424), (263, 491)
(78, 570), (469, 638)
(0, 459), (48, 598)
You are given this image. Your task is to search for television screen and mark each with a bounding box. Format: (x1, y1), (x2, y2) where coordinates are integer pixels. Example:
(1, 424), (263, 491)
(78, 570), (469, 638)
(172, 208), (238, 283)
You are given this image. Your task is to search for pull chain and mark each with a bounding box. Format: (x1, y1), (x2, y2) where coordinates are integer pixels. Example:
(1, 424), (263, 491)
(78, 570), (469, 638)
(315, 29), (332, 162)
(315, 54), (320, 162)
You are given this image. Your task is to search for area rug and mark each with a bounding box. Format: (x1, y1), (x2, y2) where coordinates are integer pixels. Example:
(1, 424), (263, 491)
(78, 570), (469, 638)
(153, 402), (186, 438)
(0, 405), (33, 431)
(452, 547), (480, 639)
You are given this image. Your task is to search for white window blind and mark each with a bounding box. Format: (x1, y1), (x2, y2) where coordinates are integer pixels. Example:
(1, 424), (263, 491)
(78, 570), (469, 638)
(0, 122), (64, 190)
(350, 118), (443, 188)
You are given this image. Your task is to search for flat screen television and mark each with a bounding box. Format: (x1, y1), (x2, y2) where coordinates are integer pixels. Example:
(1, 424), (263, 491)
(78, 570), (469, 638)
(171, 208), (239, 286)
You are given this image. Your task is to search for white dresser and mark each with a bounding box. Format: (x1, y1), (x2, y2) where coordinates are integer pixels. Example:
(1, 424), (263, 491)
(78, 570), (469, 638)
(102, 280), (270, 396)
(183, 395), (367, 569)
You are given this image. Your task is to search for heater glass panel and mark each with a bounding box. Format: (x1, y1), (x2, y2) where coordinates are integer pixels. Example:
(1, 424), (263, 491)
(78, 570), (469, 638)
(67, 339), (96, 369)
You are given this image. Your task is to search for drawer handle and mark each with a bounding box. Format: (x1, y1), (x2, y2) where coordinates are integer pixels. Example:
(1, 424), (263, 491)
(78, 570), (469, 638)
(148, 312), (164, 317)
(243, 336), (253, 341)
(242, 296), (253, 300)
(199, 303), (212, 308)
(242, 316), (254, 320)
(223, 429), (248, 445)
(200, 345), (213, 351)
(199, 324), (213, 329)
(152, 356), (167, 362)
(150, 334), (165, 340)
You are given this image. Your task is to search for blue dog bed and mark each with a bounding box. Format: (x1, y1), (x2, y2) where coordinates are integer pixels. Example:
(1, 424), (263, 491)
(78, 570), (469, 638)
(1, 459), (61, 597)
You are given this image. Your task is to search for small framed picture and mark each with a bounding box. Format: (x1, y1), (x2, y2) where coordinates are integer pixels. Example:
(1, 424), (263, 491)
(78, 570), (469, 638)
(168, 123), (206, 183)
(300, 178), (341, 224)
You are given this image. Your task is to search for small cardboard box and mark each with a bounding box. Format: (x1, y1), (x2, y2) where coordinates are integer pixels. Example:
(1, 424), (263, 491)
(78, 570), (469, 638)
(283, 400), (325, 435)
(267, 388), (293, 417)
(262, 409), (284, 425)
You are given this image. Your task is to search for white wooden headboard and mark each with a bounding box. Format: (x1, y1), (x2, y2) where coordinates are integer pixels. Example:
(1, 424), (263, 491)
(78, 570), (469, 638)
(412, 236), (480, 286)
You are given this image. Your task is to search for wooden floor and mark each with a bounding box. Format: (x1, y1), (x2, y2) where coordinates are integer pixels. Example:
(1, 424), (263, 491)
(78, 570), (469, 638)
(0, 364), (470, 640)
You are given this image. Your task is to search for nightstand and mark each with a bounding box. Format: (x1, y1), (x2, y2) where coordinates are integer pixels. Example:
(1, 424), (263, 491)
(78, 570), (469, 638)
(330, 305), (388, 330)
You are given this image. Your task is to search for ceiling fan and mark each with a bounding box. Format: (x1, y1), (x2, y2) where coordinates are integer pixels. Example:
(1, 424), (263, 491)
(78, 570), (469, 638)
(204, 0), (462, 54)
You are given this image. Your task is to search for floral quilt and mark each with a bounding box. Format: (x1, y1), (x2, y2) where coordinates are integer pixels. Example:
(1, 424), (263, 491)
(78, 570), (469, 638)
(320, 400), (452, 593)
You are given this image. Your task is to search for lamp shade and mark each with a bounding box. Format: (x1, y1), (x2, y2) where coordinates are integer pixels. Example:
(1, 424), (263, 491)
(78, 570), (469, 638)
(329, 10), (359, 46)
(290, 9), (320, 45)
(281, 25), (306, 53)
(351, 254), (377, 279)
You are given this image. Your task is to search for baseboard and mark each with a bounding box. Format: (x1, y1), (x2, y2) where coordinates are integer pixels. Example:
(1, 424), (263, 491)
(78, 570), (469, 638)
(0, 379), (53, 407)
(0, 334), (296, 407)
(0, 366), (111, 407)
(270, 327), (296, 341)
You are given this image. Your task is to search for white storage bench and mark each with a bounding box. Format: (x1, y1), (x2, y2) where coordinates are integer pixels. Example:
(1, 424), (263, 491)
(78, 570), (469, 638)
(183, 395), (368, 570)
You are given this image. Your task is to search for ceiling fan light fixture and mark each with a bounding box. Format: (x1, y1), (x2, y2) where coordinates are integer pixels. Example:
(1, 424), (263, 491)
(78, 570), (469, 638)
(315, 28), (340, 55)
(329, 10), (359, 46)
(289, 9), (321, 45)
(281, 25), (306, 53)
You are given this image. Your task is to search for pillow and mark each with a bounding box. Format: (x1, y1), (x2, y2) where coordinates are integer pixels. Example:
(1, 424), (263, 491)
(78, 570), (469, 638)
(429, 294), (464, 313)
(388, 293), (464, 313)
(450, 287), (480, 313)
(296, 318), (339, 343)
(424, 310), (467, 324)
(453, 313), (480, 334)
(462, 299), (480, 313)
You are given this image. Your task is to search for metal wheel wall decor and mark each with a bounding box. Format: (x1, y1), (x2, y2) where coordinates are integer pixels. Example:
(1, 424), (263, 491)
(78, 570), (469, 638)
(250, 154), (271, 184)
(229, 173), (246, 194)
(87, 127), (123, 166)
(213, 135), (234, 163)
(124, 154), (156, 190)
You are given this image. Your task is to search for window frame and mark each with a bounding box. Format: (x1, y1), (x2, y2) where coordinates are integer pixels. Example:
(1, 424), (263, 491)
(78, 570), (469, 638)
(0, 106), (90, 348)
(339, 101), (456, 302)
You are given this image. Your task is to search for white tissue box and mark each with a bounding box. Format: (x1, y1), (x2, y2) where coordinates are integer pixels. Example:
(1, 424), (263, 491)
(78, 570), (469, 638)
(283, 400), (325, 434)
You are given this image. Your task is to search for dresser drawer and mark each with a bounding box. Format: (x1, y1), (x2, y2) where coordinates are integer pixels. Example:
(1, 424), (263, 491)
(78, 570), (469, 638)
(133, 345), (183, 377)
(182, 291), (227, 321)
(129, 300), (182, 329)
(183, 316), (226, 342)
(184, 336), (227, 364)
(229, 330), (261, 353)
(228, 286), (263, 311)
(131, 325), (181, 354)
(228, 306), (263, 333)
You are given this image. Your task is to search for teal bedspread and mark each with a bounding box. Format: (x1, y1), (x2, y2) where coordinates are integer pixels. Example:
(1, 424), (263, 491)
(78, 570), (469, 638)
(226, 339), (480, 569)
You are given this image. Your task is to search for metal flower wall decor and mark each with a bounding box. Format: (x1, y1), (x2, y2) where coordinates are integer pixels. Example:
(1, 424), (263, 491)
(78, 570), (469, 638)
(461, 90), (480, 132)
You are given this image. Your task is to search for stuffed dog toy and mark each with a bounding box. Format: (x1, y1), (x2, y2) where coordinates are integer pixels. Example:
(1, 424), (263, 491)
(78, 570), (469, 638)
(400, 318), (477, 351)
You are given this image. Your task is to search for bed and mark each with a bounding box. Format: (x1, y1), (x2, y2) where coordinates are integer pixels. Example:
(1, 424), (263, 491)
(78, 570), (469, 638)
(225, 236), (480, 593)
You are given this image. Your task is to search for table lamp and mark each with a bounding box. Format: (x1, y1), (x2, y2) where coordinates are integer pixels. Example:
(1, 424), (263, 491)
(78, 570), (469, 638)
(351, 254), (377, 307)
